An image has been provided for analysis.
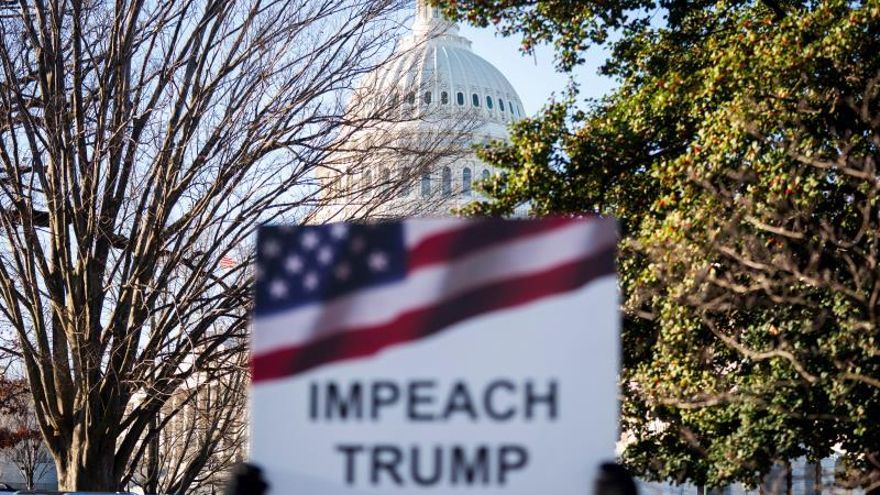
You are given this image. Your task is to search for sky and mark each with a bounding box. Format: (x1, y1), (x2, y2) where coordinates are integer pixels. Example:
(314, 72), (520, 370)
(457, 24), (618, 116)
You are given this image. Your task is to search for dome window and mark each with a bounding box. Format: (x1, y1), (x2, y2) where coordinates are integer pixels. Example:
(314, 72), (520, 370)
(441, 91), (449, 104)
(472, 93), (480, 107)
(486, 96), (493, 109)
(400, 167), (411, 196)
(482, 169), (490, 181)
(499, 99), (505, 112)
(406, 92), (415, 105)
(424, 91), (432, 104)
(442, 167), (452, 196)
(456, 92), (464, 105)
(421, 173), (431, 197)
(364, 170), (373, 196)
(462, 167), (472, 196)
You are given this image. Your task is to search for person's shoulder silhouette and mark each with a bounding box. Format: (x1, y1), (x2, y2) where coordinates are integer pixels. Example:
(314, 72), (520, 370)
(225, 462), (269, 495)
(595, 462), (639, 495)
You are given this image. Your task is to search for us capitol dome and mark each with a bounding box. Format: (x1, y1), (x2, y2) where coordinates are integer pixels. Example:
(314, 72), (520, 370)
(316, 0), (526, 220)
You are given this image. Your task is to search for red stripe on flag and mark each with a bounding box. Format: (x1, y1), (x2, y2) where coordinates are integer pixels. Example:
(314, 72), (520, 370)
(407, 217), (578, 272)
(251, 245), (615, 383)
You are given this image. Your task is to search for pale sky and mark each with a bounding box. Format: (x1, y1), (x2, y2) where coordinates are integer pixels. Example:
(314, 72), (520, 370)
(458, 24), (618, 116)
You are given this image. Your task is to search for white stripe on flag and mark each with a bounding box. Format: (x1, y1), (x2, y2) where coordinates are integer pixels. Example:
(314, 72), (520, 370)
(403, 217), (471, 248)
(252, 220), (615, 357)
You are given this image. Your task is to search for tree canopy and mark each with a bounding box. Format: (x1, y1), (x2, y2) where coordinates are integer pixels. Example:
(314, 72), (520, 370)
(437, 0), (880, 489)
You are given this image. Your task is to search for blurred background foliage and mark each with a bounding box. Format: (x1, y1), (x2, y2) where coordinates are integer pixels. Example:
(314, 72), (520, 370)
(438, 0), (880, 490)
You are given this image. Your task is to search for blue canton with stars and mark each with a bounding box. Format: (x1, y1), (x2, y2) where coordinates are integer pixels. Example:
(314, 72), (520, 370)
(254, 222), (407, 316)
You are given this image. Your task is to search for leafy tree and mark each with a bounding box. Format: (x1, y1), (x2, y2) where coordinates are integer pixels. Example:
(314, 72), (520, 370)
(0, 379), (51, 491)
(437, 0), (880, 490)
(0, 377), (34, 451)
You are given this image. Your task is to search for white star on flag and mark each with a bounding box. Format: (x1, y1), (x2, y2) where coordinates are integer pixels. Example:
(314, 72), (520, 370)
(262, 240), (281, 258)
(330, 223), (348, 240)
(269, 279), (288, 299)
(301, 231), (320, 250)
(303, 272), (320, 291)
(317, 246), (333, 265)
(284, 255), (304, 274)
(367, 251), (388, 272)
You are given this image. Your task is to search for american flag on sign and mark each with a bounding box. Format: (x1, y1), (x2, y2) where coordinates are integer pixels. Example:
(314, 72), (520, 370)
(251, 217), (616, 383)
(219, 255), (237, 270)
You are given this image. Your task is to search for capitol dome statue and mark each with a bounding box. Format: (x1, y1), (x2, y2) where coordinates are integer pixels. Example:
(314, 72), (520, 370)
(315, 0), (526, 220)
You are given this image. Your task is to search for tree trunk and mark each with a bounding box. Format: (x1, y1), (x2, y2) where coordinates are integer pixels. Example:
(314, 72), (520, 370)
(145, 414), (160, 495)
(56, 458), (117, 491)
(55, 434), (120, 491)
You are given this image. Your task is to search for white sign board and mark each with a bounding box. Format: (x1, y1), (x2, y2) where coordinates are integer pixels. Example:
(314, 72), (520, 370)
(251, 217), (619, 495)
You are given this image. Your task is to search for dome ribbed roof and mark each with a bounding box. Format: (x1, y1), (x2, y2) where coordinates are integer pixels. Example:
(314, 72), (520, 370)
(357, 2), (526, 132)
(314, 2), (528, 221)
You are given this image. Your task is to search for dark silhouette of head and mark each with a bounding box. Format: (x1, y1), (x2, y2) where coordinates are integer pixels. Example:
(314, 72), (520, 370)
(595, 462), (639, 495)
(225, 463), (269, 495)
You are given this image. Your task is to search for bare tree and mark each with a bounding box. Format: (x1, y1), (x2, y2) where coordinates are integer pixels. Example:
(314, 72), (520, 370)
(127, 343), (247, 495)
(0, 0), (459, 489)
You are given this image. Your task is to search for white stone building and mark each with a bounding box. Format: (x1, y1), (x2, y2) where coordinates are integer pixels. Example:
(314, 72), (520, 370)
(315, 0), (526, 220)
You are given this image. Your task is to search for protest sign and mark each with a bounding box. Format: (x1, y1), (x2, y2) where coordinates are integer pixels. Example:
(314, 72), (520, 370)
(251, 217), (619, 495)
